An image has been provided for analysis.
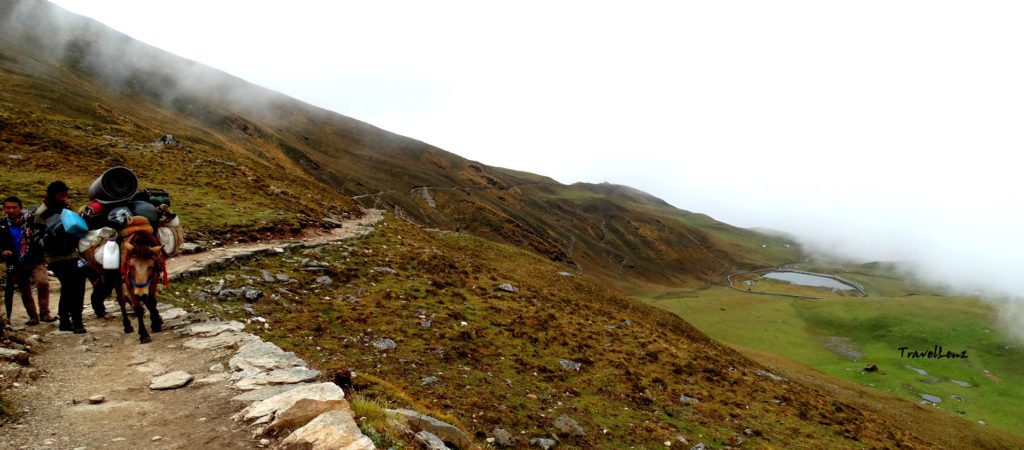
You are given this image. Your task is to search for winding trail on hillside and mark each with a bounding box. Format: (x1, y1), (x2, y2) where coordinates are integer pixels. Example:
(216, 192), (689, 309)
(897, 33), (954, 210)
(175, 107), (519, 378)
(1, 210), (383, 450)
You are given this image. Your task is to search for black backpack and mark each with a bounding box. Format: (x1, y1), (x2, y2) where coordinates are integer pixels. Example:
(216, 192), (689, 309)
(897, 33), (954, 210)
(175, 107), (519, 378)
(43, 212), (79, 256)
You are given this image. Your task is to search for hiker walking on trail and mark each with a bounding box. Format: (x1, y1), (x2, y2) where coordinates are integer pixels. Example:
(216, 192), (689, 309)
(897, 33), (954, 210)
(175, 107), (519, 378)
(31, 182), (88, 334)
(1, 196), (53, 324)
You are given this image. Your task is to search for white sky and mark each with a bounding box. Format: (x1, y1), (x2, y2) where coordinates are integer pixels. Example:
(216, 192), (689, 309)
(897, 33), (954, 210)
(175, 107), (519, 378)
(46, 1), (1024, 302)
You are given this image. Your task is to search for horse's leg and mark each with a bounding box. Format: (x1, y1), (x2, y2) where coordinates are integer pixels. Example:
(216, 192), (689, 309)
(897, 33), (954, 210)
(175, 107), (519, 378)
(135, 299), (151, 344)
(146, 290), (163, 333)
(113, 278), (128, 330)
(120, 291), (133, 334)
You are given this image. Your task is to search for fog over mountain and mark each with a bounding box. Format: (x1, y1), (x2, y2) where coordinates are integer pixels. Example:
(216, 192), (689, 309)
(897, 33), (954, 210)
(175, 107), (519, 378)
(43, 1), (1024, 337)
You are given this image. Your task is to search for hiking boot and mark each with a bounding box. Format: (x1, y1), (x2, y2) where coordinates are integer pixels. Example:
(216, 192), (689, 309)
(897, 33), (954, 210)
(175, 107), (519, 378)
(72, 327), (87, 334)
(40, 315), (57, 323)
(25, 318), (40, 326)
(58, 323), (73, 332)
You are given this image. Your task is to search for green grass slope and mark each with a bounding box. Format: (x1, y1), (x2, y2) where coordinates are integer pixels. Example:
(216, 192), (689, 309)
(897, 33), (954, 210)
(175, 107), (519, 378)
(643, 265), (1024, 436)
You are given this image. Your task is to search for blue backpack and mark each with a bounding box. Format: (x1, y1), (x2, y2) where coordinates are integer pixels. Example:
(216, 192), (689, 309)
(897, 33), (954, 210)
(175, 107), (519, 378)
(61, 209), (88, 238)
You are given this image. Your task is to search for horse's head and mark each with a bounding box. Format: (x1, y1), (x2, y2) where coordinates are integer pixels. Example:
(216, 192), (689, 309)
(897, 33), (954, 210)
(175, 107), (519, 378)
(122, 233), (164, 298)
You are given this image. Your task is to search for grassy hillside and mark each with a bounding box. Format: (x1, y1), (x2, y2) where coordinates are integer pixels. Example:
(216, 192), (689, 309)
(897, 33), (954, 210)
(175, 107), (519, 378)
(0, 0), (794, 287)
(0, 1), (363, 241)
(161, 216), (1024, 449)
(643, 264), (1024, 436)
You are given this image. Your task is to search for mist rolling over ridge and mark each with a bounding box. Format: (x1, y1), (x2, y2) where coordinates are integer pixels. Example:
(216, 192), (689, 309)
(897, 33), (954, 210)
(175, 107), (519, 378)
(4, 0), (1024, 447)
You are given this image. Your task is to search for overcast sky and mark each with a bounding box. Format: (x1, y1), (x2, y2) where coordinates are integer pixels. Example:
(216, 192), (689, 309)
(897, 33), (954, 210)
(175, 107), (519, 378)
(47, 1), (1024, 302)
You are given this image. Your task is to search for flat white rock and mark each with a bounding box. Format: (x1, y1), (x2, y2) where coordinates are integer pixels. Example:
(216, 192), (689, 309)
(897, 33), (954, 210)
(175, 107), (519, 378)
(183, 332), (254, 350)
(243, 382), (344, 423)
(182, 321), (245, 337)
(281, 409), (375, 450)
(229, 340), (305, 372)
(149, 371), (194, 390)
(234, 367), (320, 390)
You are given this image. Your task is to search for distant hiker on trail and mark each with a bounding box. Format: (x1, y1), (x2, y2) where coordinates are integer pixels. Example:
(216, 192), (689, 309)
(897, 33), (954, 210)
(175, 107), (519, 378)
(1, 196), (52, 324)
(31, 181), (88, 334)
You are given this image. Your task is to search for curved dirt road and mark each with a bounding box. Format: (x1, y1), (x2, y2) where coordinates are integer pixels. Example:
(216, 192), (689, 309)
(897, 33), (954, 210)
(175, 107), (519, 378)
(1, 210), (382, 450)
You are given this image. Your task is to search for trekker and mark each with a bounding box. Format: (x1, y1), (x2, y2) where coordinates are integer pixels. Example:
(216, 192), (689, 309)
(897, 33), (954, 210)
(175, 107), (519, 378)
(1, 196), (52, 324)
(31, 182), (87, 333)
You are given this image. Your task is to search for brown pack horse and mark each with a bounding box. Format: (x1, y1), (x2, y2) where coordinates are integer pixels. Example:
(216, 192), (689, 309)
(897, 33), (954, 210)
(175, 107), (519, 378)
(82, 227), (167, 343)
(118, 230), (166, 343)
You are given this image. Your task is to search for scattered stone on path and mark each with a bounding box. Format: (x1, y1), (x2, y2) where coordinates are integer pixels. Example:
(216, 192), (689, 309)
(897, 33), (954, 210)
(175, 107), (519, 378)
(281, 409), (375, 450)
(88, 395), (105, 405)
(386, 409), (472, 450)
(421, 376), (439, 386)
(150, 371), (194, 390)
(210, 363), (225, 372)
(275, 274), (290, 282)
(863, 364), (878, 372)
(559, 359), (582, 371)
(371, 338), (397, 351)
(558, 272), (573, 277)
(554, 414), (586, 436)
(496, 283), (518, 293)
(261, 270), (276, 283)
(152, 436), (163, 442)
(493, 428), (515, 447)
(951, 379), (972, 387)
(415, 431), (451, 450)
(313, 275), (333, 286)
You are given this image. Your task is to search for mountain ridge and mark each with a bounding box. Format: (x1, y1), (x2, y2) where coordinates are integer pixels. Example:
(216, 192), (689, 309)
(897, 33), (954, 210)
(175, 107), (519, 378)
(0, 0), (796, 289)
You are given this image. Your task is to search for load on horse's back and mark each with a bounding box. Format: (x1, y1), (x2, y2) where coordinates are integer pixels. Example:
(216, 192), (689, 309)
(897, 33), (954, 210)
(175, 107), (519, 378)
(78, 167), (183, 343)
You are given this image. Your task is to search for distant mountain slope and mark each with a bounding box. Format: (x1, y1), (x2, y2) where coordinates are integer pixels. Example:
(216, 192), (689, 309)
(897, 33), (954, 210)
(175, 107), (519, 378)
(0, 0), (795, 286)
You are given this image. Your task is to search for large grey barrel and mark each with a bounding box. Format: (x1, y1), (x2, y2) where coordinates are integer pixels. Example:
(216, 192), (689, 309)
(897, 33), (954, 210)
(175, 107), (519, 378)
(88, 166), (138, 204)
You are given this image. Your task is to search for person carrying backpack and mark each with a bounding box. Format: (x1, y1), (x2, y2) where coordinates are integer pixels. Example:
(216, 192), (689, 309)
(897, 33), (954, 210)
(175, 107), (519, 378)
(1, 196), (52, 324)
(30, 181), (87, 334)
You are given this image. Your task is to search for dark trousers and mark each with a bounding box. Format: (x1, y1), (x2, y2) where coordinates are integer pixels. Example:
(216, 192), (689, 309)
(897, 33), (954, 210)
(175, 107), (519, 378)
(84, 267), (110, 317)
(4, 263), (50, 321)
(4, 265), (36, 320)
(50, 259), (86, 329)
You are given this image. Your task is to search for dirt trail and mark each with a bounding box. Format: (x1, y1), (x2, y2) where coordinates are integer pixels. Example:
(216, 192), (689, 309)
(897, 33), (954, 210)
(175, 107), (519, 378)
(1, 210), (382, 450)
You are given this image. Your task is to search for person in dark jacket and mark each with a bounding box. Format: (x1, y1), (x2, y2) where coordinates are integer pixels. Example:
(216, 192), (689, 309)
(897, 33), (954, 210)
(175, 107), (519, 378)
(31, 182), (87, 334)
(1, 196), (53, 324)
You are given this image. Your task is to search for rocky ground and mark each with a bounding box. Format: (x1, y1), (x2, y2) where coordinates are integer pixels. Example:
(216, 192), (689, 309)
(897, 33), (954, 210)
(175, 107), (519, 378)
(0, 210), (391, 450)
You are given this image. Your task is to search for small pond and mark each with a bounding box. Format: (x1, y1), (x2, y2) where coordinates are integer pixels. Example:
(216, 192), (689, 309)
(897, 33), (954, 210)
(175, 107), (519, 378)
(762, 271), (857, 291)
